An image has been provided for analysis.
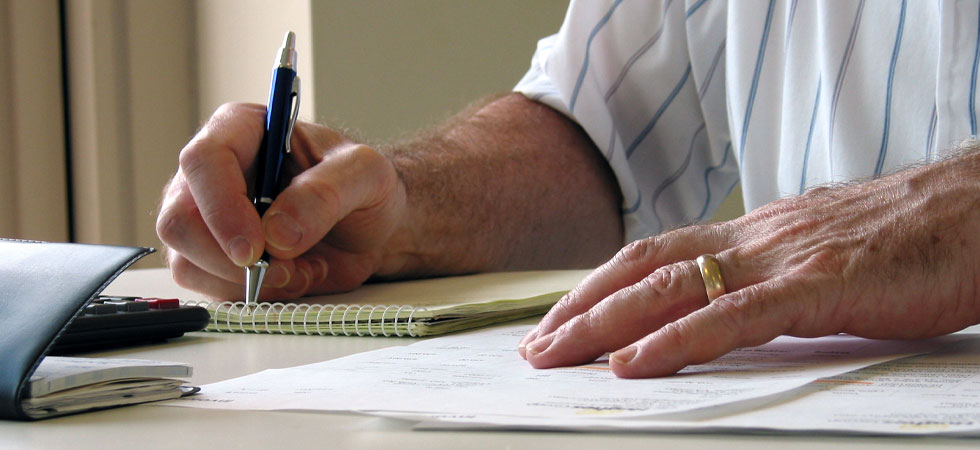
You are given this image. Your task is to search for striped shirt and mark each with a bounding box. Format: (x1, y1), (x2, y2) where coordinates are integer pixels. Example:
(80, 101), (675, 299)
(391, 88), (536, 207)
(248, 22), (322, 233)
(515, 0), (980, 243)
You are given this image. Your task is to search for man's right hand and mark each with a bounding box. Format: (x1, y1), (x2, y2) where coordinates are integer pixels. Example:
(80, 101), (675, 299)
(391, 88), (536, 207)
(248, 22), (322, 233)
(157, 94), (624, 301)
(156, 103), (411, 300)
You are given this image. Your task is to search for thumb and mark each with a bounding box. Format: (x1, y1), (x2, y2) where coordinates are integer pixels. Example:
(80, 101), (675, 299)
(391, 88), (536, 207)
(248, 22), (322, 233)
(262, 142), (401, 259)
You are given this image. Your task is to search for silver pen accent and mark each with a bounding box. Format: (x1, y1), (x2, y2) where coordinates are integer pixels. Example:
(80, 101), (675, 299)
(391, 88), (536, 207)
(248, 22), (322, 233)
(245, 259), (269, 310)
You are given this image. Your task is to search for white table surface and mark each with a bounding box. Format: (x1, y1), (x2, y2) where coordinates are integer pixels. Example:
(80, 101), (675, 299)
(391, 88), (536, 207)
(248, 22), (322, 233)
(1, 268), (977, 449)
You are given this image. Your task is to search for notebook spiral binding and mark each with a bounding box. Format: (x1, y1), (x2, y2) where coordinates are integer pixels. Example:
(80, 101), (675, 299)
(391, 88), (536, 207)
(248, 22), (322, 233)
(182, 301), (427, 337)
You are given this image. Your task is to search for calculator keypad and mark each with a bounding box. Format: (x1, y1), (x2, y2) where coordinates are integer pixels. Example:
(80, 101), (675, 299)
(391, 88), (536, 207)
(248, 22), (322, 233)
(51, 295), (210, 354)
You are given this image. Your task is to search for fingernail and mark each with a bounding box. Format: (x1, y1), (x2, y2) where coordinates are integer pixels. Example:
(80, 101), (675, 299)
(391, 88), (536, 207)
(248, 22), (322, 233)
(517, 341), (530, 359)
(310, 257), (328, 283)
(286, 266), (312, 295)
(265, 212), (303, 251)
(526, 333), (555, 356)
(228, 236), (253, 267)
(300, 267), (312, 291)
(265, 264), (290, 288)
(611, 346), (638, 366)
(517, 329), (539, 357)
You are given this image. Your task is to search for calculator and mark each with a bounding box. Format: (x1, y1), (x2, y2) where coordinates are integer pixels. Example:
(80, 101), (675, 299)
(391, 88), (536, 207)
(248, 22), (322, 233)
(50, 296), (211, 354)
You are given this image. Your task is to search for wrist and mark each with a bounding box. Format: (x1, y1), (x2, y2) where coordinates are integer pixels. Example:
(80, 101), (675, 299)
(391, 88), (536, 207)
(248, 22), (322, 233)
(374, 143), (487, 279)
(373, 172), (427, 277)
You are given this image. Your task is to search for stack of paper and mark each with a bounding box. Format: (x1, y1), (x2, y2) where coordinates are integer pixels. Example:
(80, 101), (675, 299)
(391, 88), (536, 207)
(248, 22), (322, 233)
(24, 357), (196, 419)
(164, 324), (980, 436)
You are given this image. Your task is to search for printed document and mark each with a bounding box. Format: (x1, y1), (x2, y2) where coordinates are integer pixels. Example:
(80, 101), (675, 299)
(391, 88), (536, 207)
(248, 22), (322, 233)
(411, 338), (980, 436)
(166, 325), (958, 425)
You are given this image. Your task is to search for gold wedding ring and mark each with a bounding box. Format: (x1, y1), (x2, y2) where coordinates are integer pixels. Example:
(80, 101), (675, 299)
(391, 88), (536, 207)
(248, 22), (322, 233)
(696, 254), (726, 303)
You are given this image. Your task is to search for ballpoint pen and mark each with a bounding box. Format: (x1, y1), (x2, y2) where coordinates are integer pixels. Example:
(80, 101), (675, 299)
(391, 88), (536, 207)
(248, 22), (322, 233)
(245, 31), (301, 308)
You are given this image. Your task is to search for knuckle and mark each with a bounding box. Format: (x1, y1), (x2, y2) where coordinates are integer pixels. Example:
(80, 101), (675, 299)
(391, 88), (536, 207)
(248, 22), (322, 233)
(551, 293), (578, 316)
(212, 102), (238, 119)
(540, 295), (578, 327)
(800, 247), (846, 276)
(625, 263), (704, 318)
(615, 236), (664, 267)
(213, 101), (246, 116)
(211, 102), (262, 122)
(537, 289), (593, 336)
(709, 295), (747, 335)
(347, 143), (384, 166)
(349, 145), (398, 191)
(635, 263), (685, 298)
(712, 296), (744, 331)
(177, 141), (209, 176)
(656, 319), (694, 352)
(168, 256), (195, 290)
(293, 172), (344, 210)
(155, 202), (191, 245)
(577, 301), (613, 335)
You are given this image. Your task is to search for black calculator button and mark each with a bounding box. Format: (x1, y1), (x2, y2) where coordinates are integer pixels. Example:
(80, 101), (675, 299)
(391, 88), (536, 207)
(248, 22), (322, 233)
(104, 300), (150, 312)
(84, 304), (118, 315)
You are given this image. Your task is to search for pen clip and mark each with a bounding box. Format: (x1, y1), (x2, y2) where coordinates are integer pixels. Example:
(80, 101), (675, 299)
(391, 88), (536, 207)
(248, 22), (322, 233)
(284, 76), (301, 155)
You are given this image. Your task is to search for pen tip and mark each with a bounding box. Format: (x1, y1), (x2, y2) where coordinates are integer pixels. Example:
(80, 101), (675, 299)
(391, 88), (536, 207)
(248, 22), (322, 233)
(282, 31), (296, 49)
(245, 259), (270, 305)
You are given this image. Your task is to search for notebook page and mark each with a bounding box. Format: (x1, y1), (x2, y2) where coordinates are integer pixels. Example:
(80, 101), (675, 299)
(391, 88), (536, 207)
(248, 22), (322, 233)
(292, 269), (591, 312)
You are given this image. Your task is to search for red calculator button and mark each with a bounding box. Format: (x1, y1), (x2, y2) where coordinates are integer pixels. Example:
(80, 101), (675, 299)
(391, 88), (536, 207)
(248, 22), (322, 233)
(137, 298), (180, 309)
(156, 298), (180, 309)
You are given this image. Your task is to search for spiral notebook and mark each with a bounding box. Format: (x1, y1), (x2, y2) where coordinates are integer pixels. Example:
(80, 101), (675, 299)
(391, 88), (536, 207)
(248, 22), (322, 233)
(183, 270), (591, 337)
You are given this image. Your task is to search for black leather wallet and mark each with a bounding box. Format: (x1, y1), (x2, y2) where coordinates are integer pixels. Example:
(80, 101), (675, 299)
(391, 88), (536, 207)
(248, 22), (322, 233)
(0, 239), (153, 420)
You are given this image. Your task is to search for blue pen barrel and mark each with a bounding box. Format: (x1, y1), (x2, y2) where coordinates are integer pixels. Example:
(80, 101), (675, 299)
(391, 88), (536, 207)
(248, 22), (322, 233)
(252, 66), (297, 217)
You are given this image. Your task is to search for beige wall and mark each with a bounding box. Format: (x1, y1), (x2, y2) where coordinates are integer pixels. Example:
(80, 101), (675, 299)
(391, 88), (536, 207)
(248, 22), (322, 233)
(195, 0), (315, 121)
(310, 0), (568, 140)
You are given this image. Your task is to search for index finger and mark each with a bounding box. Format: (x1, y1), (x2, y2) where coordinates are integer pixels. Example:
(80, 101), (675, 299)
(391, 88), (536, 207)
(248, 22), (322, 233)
(179, 103), (267, 266)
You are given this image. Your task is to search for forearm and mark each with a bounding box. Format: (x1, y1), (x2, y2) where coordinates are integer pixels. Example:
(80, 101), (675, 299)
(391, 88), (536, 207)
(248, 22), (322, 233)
(380, 93), (623, 277)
